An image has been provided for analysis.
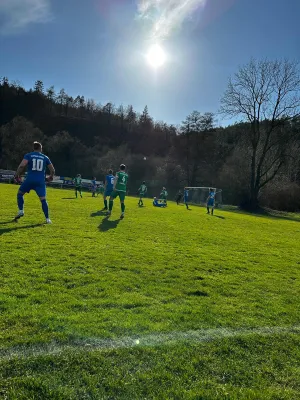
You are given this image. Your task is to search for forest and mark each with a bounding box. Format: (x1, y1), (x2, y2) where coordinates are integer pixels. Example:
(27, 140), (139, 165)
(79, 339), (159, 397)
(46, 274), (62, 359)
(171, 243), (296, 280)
(1, 59), (299, 211)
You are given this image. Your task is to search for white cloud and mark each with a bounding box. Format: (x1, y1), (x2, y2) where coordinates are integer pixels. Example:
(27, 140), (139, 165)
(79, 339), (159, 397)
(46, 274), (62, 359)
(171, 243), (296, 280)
(137, 0), (207, 40)
(0, 0), (52, 35)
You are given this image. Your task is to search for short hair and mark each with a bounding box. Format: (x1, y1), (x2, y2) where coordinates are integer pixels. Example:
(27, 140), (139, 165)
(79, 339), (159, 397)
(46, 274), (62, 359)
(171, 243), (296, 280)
(120, 164), (126, 171)
(109, 169), (113, 174)
(143, 181), (145, 184)
(33, 141), (42, 151)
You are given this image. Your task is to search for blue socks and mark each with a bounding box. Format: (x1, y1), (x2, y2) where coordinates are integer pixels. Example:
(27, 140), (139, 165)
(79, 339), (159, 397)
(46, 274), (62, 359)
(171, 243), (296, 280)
(17, 194), (49, 219)
(17, 193), (24, 211)
(41, 199), (49, 219)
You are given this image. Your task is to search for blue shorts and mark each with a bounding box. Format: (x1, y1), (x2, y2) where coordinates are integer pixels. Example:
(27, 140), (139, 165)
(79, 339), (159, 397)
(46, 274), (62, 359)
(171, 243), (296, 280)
(20, 180), (46, 198)
(104, 189), (113, 197)
(184, 197), (188, 203)
(207, 199), (215, 207)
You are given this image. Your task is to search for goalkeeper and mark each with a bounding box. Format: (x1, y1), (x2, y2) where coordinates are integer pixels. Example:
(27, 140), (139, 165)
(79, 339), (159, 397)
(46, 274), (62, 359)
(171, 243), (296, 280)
(137, 181), (147, 206)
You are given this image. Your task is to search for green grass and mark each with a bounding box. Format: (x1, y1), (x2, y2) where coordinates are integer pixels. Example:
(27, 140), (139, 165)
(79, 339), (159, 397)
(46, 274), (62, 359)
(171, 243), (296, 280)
(0, 183), (299, 399)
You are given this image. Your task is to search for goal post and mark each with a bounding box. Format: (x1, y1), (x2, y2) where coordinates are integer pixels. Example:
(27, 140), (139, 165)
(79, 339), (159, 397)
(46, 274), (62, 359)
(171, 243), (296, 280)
(185, 187), (223, 208)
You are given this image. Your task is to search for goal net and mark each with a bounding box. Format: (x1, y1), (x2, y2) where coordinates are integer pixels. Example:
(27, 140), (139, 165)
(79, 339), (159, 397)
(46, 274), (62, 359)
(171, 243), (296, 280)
(185, 187), (223, 208)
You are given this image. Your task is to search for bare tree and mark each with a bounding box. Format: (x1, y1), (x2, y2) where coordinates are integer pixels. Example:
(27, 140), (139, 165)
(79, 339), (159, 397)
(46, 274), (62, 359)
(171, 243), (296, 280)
(220, 59), (300, 209)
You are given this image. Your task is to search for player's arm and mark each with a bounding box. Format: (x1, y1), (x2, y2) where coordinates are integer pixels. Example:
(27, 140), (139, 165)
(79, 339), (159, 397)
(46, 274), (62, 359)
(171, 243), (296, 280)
(15, 159), (28, 177)
(47, 163), (55, 182)
(113, 175), (118, 190)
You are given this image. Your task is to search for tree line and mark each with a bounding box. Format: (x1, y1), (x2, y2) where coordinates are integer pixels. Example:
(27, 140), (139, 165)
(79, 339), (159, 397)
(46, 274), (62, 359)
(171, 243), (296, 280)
(0, 59), (299, 211)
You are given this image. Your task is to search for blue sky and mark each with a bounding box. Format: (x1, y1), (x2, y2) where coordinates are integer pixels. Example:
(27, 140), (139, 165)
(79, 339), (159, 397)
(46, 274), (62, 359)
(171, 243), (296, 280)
(0, 0), (299, 125)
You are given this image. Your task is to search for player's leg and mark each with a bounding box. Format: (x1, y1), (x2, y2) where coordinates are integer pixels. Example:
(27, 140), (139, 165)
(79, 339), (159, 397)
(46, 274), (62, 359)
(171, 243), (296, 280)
(36, 185), (51, 223)
(107, 191), (117, 215)
(79, 186), (83, 198)
(104, 189), (111, 210)
(15, 180), (32, 220)
(15, 189), (26, 220)
(211, 204), (214, 215)
(207, 204), (210, 214)
(75, 187), (78, 198)
(103, 195), (108, 210)
(120, 192), (126, 219)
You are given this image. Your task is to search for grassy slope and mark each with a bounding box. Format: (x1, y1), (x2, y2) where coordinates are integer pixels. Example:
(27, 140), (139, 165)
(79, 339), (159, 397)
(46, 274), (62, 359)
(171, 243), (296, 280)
(0, 184), (299, 399)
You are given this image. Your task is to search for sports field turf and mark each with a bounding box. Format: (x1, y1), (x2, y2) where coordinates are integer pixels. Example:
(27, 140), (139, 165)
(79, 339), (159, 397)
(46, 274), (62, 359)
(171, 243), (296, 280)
(0, 183), (300, 399)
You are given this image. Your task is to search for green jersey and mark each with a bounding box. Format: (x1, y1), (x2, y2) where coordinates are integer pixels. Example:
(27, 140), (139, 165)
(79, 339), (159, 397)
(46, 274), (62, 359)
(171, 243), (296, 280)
(139, 184), (147, 194)
(160, 189), (168, 198)
(115, 171), (128, 192)
(74, 177), (82, 186)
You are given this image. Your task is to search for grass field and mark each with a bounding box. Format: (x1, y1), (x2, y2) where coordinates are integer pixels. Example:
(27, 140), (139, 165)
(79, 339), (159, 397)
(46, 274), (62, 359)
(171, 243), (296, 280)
(0, 183), (300, 400)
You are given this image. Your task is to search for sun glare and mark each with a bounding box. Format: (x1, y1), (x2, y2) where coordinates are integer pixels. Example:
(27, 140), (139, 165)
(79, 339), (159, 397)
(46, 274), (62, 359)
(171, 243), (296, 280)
(146, 44), (166, 68)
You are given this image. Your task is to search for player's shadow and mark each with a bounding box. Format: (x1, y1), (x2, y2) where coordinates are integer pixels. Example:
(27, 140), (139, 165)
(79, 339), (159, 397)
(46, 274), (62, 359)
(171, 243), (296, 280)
(0, 223), (44, 236)
(98, 216), (121, 232)
(214, 215), (225, 220)
(91, 210), (107, 217)
(62, 197), (77, 200)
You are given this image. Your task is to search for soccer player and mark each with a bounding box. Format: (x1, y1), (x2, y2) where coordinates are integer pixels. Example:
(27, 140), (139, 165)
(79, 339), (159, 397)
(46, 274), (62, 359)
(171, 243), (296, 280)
(160, 187), (168, 204)
(175, 190), (182, 205)
(91, 177), (97, 197)
(96, 183), (104, 197)
(74, 174), (83, 198)
(103, 169), (115, 210)
(153, 197), (167, 208)
(137, 181), (147, 206)
(14, 141), (55, 224)
(184, 187), (190, 210)
(207, 188), (216, 215)
(107, 164), (128, 219)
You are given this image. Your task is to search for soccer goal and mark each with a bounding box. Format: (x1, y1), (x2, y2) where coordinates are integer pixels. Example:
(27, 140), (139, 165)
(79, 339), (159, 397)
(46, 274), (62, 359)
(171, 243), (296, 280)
(185, 187), (223, 208)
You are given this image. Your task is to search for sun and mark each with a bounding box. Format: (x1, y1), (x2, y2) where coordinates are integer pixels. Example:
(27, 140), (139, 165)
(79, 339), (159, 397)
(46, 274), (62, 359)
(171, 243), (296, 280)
(146, 44), (166, 68)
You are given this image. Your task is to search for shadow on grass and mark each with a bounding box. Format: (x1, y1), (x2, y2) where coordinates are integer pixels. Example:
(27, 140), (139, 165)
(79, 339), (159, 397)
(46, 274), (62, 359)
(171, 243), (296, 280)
(91, 210), (108, 217)
(61, 197), (77, 200)
(214, 215), (225, 220)
(222, 206), (299, 223)
(99, 216), (121, 232)
(0, 223), (44, 236)
(0, 220), (15, 225)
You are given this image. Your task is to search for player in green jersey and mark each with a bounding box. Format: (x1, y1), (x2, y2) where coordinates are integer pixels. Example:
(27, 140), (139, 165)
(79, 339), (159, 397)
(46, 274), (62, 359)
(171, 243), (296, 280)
(73, 174), (83, 198)
(96, 183), (104, 196)
(137, 181), (147, 206)
(160, 187), (168, 205)
(107, 164), (128, 219)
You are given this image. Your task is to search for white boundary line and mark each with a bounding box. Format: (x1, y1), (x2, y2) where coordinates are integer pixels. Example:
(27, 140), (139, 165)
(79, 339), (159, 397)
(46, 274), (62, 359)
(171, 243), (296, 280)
(1, 325), (300, 360)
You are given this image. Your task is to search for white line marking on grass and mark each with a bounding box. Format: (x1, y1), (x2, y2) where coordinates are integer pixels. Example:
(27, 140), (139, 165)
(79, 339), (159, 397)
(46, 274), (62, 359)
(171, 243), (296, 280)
(1, 325), (300, 360)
